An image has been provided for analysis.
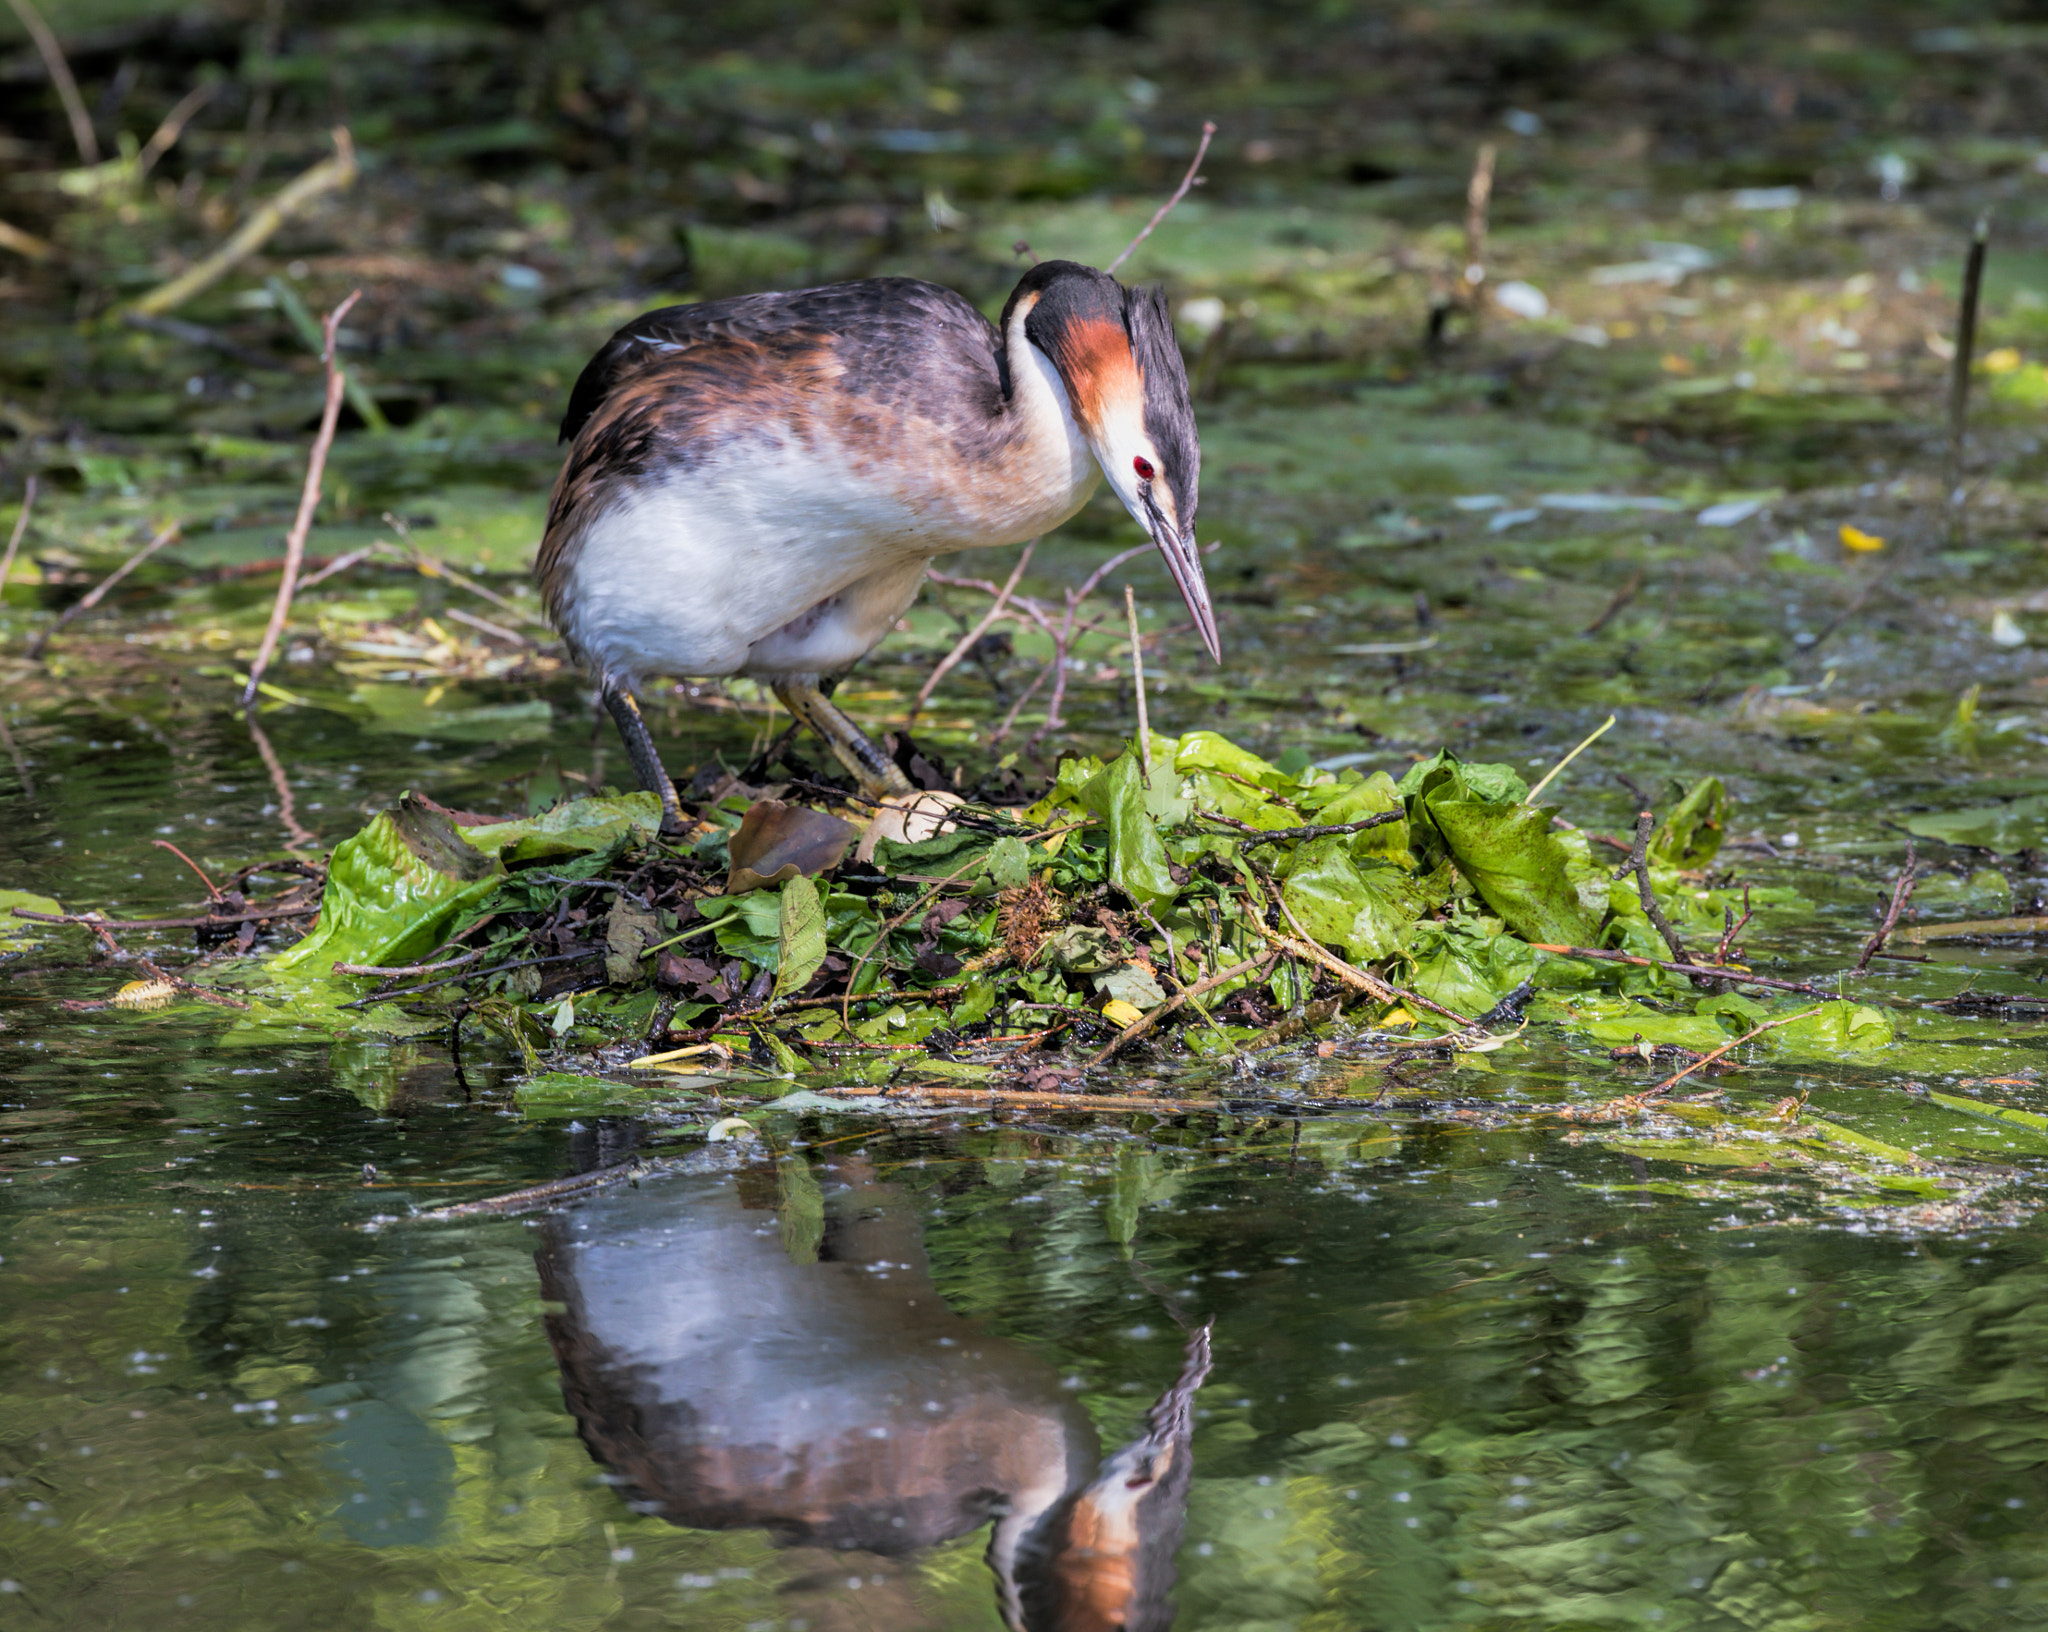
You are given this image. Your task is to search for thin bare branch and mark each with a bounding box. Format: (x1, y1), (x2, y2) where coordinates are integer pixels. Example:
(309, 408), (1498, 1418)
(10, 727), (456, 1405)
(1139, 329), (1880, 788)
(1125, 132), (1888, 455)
(4, 0), (97, 164)
(1085, 952), (1276, 1066)
(0, 475), (36, 594)
(122, 128), (357, 319)
(1649, 1006), (1824, 1097)
(151, 839), (224, 902)
(334, 948), (488, 979)
(378, 534), (550, 625)
(1853, 841), (1919, 975)
(244, 289), (360, 706)
(25, 519), (181, 660)
(909, 539), (1035, 721)
(1107, 120), (1216, 274)
(0, 218), (56, 262)
(135, 80), (219, 180)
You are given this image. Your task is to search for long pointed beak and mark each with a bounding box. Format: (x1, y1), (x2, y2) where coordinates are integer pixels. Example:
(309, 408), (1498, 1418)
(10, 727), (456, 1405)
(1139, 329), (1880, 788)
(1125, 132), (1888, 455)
(1140, 487), (1221, 663)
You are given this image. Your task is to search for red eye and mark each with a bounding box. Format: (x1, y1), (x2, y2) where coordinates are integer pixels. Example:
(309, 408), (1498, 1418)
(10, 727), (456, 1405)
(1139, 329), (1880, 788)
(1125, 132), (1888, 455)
(1133, 456), (1156, 482)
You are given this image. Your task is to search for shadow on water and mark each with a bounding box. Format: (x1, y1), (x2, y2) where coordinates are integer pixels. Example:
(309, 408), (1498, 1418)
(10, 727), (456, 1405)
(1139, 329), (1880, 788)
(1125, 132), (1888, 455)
(535, 1144), (1210, 1632)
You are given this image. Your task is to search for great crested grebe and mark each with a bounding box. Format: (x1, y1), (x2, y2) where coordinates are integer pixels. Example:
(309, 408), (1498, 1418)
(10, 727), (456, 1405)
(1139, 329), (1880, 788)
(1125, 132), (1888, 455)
(537, 259), (1217, 832)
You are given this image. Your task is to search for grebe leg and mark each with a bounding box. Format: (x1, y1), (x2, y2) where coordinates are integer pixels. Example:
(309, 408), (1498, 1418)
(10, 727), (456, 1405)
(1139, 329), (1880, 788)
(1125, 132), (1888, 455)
(601, 684), (686, 836)
(772, 679), (915, 800)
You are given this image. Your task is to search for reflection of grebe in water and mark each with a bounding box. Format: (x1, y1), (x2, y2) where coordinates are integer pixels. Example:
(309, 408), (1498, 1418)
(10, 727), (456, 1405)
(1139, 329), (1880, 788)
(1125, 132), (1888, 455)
(535, 1147), (1211, 1631)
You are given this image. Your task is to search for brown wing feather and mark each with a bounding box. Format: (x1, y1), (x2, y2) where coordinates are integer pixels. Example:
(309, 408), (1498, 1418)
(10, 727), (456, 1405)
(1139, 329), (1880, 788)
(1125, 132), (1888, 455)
(538, 278), (1015, 613)
(556, 278), (1004, 444)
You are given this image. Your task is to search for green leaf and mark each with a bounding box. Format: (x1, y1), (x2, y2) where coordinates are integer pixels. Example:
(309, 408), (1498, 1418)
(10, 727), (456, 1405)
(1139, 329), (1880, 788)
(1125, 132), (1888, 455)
(513, 1070), (705, 1115)
(869, 828), (995, 877)
(988, 835), (1031, 890)
(1298, 771), (1409, 859)
(0, 888), (64, 949)
(1903, 794), (2048, 853)
(1398, 749), (1529, 807)
(1281, 841), (1415, 962)
(1079, 752), (1178, 909)
(270, 794), (502, 977)
(1924, 1089), (2048, 1137)
(1404, 936), (1502, 1019)
(1761, 1000), (1895, 1060)
(1172, 731), (1283, 785)
(1649, 776), (1728, 869)
(345, 682), (554, 744)
(1424, 797), (1598, 946)
(1095, 962), (1168, 1008)
(773, 874), (827, 1000)
(458, 791), (665, 858)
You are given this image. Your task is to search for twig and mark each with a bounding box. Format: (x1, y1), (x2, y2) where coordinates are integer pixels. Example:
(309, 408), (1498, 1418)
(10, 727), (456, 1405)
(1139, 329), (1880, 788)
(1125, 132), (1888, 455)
(1714, 884), (1753, 966)
(1126, 584), (1151, 780)
(1581, 568), (1643, 636)
(246, 712), (319, 852)
(409, 1156), (655, 1222)
(442, 605), (530, 646)
(341, 949), (603, 1009)
(1035, 542), (1151, 733)
(1262, 914), (1475, 1028)
(1901, 915), (2048, 944)
(1528, 943), (1839, 999)
(379, 535), (550, 625)
(294, 547), (374, 592)
(1616, 804), (1689, 967)
(122, 128), (357, 319)
(1462, 140), (1497, 298)
(0, 475), (35, 595)
(1084, 952), (1276, 1067)
(1246, 996), (1341, 1052)
(1852, 841), (1918, 975)
(267, 274), (389, 432)
(13, 904), (314, 930)
(908, 539), (1034, 721)
(1269, 890), (1475, 1025)
(134, 80), (218, 180)
(0, 217), (56, 262)
(4, 0), (97, 164)
(151, 839), (223, 902)
(72, 915), (249, 1010)
(244, 289), (360, 706)
(990, 655), (1055, 745)
(1209, 811), (1402, 847)
(25, 520), (181, 660)
(1526, 713), (1616, 804)
(1427, 141), (1496, 343)
(1946, 212), (1989, 544)
(334, 947), (487, 979)
(1648, 1005), (1825, 1097)
(1106, 120), (1216, 274)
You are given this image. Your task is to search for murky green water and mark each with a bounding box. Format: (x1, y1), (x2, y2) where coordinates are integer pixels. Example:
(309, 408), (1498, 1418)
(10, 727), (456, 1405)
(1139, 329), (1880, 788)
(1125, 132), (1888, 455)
(20, 45), (2048, 1618)
(10, 696), (2048, 1632)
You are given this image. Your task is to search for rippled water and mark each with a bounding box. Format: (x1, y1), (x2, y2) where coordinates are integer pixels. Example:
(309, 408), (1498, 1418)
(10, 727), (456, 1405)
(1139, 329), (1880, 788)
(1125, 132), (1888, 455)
(10, 630), (2048, 1629)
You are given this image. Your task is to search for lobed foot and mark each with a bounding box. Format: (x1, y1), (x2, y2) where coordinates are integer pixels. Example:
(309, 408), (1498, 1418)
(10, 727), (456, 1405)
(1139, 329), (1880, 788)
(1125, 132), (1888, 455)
(772, 680), (916, 802)
(601, 686), (687, 836)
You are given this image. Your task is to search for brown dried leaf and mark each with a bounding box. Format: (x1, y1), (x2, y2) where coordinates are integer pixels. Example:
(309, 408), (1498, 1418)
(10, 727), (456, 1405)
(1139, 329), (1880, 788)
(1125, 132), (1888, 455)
(724, 800), (860, 894)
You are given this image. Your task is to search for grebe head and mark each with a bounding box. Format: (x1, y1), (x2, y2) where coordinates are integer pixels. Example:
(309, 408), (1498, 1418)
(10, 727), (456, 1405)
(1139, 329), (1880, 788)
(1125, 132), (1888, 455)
(1004, 260), (1218, 662)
